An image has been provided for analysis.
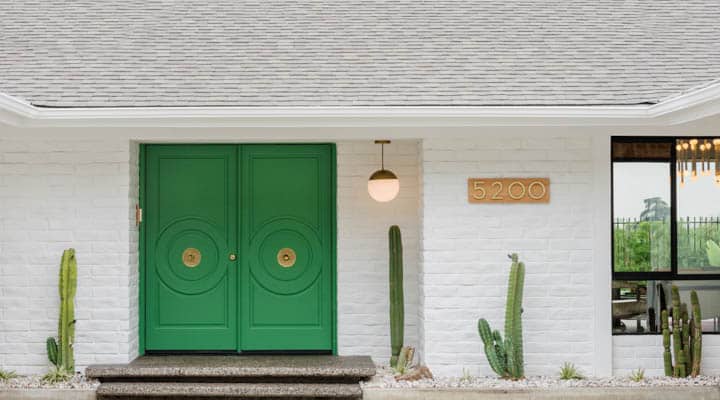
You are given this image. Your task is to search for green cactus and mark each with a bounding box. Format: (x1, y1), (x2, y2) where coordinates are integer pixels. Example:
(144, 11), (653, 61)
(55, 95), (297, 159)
(46, 249), (77, 374)
(661, 286), (702, 377)
(477, 253), (525, 379)
(389, 226), (404, 368)
(690, 290), (702, 377)
(46, 338), (59, 367)
(478, 319), (506, 377)
(671, 286), (685, 377)
(661, 309), (672, 376)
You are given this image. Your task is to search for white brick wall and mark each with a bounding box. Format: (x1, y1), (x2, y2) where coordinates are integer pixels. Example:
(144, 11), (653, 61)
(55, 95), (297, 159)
(336, 141), (420, 362)
(0, 137), (420, 373)
(613, 335), (720, 376)
(3, 131), (719, 379)
(420, 136), (596, 377)
(0, 136), (136, 374)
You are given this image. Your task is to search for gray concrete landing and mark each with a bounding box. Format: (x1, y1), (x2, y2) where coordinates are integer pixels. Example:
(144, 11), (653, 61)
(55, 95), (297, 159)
(86, 355), (375, 399)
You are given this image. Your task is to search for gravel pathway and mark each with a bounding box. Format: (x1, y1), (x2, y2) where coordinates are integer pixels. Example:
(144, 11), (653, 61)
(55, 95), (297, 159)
(362, 366), (720, 389)
(0, 373), (99, 390)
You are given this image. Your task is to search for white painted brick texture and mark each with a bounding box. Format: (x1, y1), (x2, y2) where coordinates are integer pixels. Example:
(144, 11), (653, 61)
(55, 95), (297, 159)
(336, 141), (420, 362)
(0, 136), (137, 374)
(0, 138), (419, 373)
(420, 136), (595, 377)
(613, 335), (720, 376)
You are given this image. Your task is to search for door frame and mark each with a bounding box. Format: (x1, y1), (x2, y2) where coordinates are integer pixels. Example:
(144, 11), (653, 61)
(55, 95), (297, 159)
(137, 143), (337, 355)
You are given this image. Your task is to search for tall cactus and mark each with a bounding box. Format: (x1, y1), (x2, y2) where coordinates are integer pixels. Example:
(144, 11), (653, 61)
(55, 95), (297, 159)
(661, 285), (702, 377)
(477, 253), (525, 379)
(46, 249), (77, 373)
(671, 286), (686, 377)
(389, 226), (404, 368)
(661, 309), (672, 376)
(690, 291), (702, 377)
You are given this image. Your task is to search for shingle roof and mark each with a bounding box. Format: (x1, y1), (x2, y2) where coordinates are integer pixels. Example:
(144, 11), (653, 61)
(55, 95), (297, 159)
(1, 1), (719, 108)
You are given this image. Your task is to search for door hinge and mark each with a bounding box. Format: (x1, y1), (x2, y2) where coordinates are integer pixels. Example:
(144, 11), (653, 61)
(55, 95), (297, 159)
(136, 204), (143, 226)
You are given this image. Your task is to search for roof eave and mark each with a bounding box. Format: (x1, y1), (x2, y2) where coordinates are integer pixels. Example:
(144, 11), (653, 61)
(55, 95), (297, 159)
(2, 83), (720, 129)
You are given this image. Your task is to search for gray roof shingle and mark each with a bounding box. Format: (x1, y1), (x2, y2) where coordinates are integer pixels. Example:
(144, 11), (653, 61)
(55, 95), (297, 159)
(1, 0), (719, 108)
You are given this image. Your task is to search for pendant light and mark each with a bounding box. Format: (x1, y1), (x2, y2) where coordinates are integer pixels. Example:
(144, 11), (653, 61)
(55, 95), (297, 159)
(368, 140), (400, 202)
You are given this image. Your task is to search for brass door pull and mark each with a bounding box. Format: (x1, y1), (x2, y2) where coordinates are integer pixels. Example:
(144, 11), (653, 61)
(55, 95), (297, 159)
(229, 253), (237, 261)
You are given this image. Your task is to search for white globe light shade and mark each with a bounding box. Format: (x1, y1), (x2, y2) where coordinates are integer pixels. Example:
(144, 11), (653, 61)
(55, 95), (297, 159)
(368, 169), (400, 202)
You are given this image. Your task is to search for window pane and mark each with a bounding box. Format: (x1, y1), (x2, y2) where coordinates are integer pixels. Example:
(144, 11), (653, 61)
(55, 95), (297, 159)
(676, 139), (720, 274)
(613, 141), (672, 160)
(613, 163), (671, 272)
(613, 280), (720, 334)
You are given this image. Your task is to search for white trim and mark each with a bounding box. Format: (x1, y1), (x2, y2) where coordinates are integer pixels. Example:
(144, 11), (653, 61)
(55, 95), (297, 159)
(592, 134), (613, 377)
(1, 82), (720, 128)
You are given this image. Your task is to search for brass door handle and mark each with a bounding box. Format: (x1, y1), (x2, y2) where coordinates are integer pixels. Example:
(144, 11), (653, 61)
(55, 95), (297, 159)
(229, 253), (237, 261)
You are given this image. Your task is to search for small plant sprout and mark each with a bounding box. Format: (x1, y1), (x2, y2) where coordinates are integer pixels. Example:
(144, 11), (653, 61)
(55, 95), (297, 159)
(460, 367), (472, 383)
(42, 366), (72, 384)
(559, 362), (584, 380)
(0, 369), (18, 381)
(629, 367), (645, 382)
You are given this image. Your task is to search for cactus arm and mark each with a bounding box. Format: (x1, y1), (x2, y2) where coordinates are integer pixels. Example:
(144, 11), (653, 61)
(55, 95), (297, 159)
(691, 290), (702, 377)
(46, 337), (59, 367)
(389, 226), (404, 368)
(478, 319), (506, 377)
(661, 309), (673, 376)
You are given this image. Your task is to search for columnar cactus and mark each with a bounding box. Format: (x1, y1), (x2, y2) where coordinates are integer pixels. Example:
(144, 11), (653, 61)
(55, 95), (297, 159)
(661, 285), (702, 377)
(661, 309), (672, 376)
(389, 225), (404, 368)
(478, 253), (525, 379)
(690, 291), (702, 377)
(46, 249), (77, 373)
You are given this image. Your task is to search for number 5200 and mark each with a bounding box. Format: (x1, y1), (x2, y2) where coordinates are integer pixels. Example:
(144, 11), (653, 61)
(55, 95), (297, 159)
(468, 178), (549, 203)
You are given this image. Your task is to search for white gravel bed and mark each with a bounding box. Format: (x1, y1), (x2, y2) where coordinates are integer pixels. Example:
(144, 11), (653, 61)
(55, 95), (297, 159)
(362, 366), (720, 390)
(0, 373), (99, 390)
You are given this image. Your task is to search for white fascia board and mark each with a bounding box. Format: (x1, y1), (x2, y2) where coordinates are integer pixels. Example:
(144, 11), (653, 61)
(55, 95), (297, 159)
(1, 82), (719, 128)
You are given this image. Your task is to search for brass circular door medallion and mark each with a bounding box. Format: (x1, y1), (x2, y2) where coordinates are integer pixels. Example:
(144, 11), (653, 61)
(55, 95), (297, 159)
(182, 248), (202, 268)
(277, 248), (296, 268)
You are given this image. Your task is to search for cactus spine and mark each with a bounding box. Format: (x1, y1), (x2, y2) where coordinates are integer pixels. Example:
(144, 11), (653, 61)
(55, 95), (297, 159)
(389, 226), (404, 368)
(477, 253), (525, 379)
(661, 285), (702, 377)
(46, 249), (77, 373)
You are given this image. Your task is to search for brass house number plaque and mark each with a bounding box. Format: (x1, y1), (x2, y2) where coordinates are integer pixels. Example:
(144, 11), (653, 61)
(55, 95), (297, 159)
(468, 178), (550, 203)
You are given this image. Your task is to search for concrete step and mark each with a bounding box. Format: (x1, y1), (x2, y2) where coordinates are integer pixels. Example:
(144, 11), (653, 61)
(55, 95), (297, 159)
(87, 355), (376, 384)
(96, 382), (363, 399)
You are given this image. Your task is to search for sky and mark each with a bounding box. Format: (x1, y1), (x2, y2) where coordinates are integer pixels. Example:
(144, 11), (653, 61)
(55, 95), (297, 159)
(613, 162), (720, 219)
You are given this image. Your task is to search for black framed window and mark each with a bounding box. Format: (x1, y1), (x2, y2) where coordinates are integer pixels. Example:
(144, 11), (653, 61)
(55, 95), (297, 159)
(612, 137), (720, 334)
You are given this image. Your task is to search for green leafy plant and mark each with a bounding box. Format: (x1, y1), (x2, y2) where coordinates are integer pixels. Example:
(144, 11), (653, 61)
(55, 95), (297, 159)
(389, 225), (404, 368)
(0, 369), (18, 381)
(629, 367), (645, 382)
(707, 240), (720, 267)
(42, 366), (72, 384)
(661, 286), (702, 377)
(558, 362), (583, 380)
(46, 249), (77, 377)
(477, 253), (525, 380)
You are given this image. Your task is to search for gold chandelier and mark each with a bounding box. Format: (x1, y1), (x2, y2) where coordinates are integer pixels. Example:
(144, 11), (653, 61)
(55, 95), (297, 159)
(676, 138), (720, 187)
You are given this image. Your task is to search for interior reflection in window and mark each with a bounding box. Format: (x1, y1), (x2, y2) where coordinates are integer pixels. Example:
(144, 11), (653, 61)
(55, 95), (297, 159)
(613, 280), (720, 334)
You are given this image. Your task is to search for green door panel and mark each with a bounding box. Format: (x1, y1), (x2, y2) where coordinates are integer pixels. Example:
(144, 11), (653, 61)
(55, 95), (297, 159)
(145, 145), (238, 350)
(240, 145), (334, 350)
(144, 144), (334, 352)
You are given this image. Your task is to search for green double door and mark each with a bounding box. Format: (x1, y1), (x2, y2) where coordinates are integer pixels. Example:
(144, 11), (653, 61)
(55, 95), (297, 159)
(144, 144), (334, 352)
